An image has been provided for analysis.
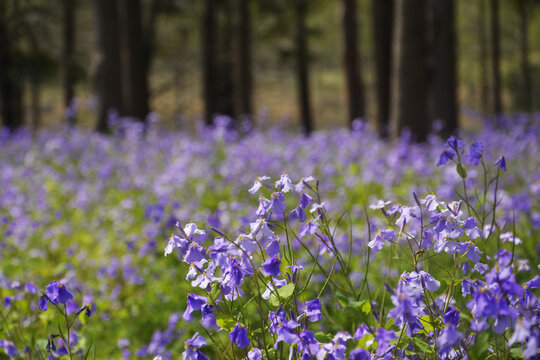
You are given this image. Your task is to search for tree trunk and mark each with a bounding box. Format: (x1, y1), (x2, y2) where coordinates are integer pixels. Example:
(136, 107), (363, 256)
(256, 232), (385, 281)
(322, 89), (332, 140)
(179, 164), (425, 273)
(234, 0), (253, 123)
(373, 0), (393, 137)
(0, 1), (24, 131)
(215, 7), (235, 120)
(142, 0), (159, 94)
(93, 0), (123, 133)
(342, 0), (365, 129)
(62, 0), (76, 122)
(431, 0), (458, 135)
(294, 0), (313, 136)
(517, 0), (532, 114)
(31, 79), (41, 131)
(479, 0), (489, 113)
(117, 0), (149, 122)
(490, 0), (502, 117)
(390, 0), (430, 142)
(202, 0), (216, 126)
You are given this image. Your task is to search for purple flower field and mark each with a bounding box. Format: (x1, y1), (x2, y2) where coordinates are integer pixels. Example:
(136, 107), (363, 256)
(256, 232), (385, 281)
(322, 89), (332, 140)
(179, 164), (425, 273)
(0, 117), (539, 359)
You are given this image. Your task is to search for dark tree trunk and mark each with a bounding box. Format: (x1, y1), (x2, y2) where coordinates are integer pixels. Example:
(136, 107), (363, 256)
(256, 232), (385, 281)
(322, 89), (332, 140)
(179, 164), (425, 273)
(215, 7), (235, 119)
(142, 0), (159, 91)
(0, 2), (23, 131)
(234, 0), (253, 122)
(31, 80), (41, 131)
(490, 0), (502, 117)
(517, 0), (532, 114)
(62, 0), (76, 122)
(93, 0), (123, 133)
(390, 0), (430, 142)
(202, 0), (216, 126)
(342, 0), (365, 128)
(117, 0), (149, 122)
(479, 0), (489, 113)
(373, 0), (393, 137)
(294, 0), (313, 136)
(431, 0), (458, 135)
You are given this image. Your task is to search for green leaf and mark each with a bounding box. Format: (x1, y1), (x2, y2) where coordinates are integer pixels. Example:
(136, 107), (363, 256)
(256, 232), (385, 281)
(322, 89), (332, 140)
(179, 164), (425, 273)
(314, 332), (332, 343)
(216, 317), (236, 331)
(269, 283), (296, 306)
(418, 314), (441, 334)
(508, 347), (523, 358)
(457, 164), (467, 179)
(356, 334), (374, 349)
(335, 290), (350, 307)
(468, 332), (489, 360)
(361, 300), (372, 314)
(278, 283), (295, 299)
(411, 337), (432, 353)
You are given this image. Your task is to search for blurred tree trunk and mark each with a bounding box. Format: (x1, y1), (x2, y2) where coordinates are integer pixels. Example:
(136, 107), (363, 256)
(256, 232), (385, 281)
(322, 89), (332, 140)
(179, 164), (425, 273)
(202, 0), (216, 126)
(517, 0), (532, 114)
(373, 0), (393, 137)
(118, 0), (149, 122)
(390, 0), (430, 142)
(294, 0), (313, 136)
(479, 0), (490, 113)
(490, 0), (502, 117)
(93, 0), (123, 133)
(215, 7), (235, 120)
(431, 0), (457, 135)
(234, 0), (253, 123)
(62, 0), (76, 123)
(30, 80), (41, 131)
(342, 0), (365, 129)
(0, 1), (24, 131)
(142, 0), (159, 95)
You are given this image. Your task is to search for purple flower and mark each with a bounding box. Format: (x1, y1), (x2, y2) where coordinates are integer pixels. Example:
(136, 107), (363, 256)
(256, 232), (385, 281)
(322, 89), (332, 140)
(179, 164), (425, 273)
(275, 173), (293, 193)
(164, 235), (188, 257)
(436, 324), (463, 352)
(300, 298), (322, 322)
(350, 348), (370, 360)
(24, 283), (38, 294)
(57, 285), (74, 304)
(368, 229), (394, 252)
(248, 176), (270, 194)
(43, 281), (73, 306)
(183, 333), (209, 360)
(437, 150), (455, 166)
(298, 221), (318, 238)
(465, 141), (483, 166)
(248, 348), (263, 360)
(375, 328), (397, 356)
(183, 293), (207, 321)
(229, 323), (249, 348)
(184, 242), (206, 264)
(255, 196), (271, 216)
(290, 206), (306, 222)
(201, 304), (218, 329)
(0, 339), (19, 358)
(369, 199), (391, 209)
(446, 136), (465, 153)
(443, 306), (460, 326)
(353, 324), (369, 340)
(297, 331), (320, 358)
(4, 296), (13, 308)
(270, 192), (286, 214)
(462, 217), (481, 239)
(494, 155), (506, 171)
(261, 254), (281, 277)
(526, 275), (540, 289)
(38, 295), (48, 311)
(299, 193), (312, 208)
